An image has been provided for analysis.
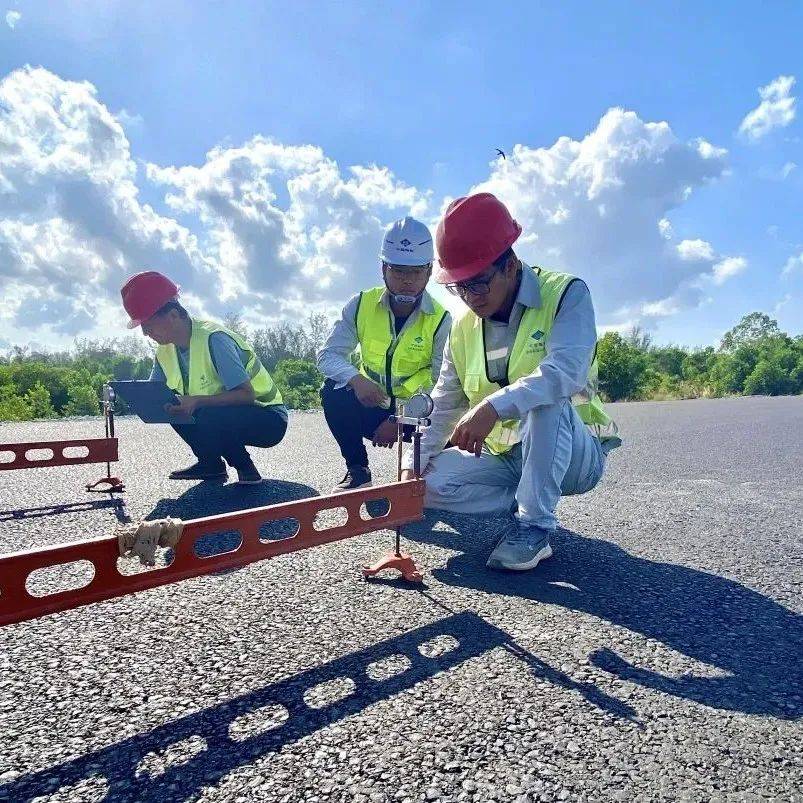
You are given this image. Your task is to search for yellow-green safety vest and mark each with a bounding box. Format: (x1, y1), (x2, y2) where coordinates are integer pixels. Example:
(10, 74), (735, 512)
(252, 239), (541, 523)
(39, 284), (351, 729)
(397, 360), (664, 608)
(355, 287), (448, 400)
(450, 267), (613, 455)
(156, 319), (283, 406)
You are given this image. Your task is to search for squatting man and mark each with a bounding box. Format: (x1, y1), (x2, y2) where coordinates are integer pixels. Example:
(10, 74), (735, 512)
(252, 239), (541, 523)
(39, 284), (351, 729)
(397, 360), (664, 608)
(400, 193), (620, 572)
(120, 271), (288, 485)
(317, 216), (450, 492)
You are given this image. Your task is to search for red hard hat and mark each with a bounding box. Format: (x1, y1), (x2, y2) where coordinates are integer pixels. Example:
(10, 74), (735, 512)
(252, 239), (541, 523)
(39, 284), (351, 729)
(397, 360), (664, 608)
(435, 193), (522, 283)
(121, 271), (180, 328)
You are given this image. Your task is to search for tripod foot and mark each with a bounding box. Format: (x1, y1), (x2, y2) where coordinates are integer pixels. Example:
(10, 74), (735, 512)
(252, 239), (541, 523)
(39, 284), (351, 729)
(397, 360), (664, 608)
(362, 551), (424, 583)
(86, 476), (125, 493)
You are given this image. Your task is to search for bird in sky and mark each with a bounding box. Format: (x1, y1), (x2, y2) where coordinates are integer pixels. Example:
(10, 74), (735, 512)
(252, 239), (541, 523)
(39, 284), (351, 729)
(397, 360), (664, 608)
(495, 148), (506, 160)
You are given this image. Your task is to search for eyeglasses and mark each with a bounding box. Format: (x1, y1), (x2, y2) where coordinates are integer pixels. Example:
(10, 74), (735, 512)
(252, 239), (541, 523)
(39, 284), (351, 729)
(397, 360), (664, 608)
(445, 249), (512, 297)
(384, 263), (431, 278)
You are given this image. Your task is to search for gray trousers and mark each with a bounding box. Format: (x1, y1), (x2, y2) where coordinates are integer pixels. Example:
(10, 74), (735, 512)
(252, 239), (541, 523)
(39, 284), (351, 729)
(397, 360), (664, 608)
(423, 400), (607, 530)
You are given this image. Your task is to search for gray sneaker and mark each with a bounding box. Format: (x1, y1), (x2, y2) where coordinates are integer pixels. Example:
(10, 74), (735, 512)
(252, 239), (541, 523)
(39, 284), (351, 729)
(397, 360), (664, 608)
(486, 521), (554, 571)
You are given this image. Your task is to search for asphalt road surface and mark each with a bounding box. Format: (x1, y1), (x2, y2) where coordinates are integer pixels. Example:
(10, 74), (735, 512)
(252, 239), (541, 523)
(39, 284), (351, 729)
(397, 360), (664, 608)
(1, 396), (801, 802)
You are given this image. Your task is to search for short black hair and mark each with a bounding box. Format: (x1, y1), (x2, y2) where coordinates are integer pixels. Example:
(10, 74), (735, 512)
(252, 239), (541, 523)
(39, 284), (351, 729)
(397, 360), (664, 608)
(153, 300), (189, 320)
(493, 247), (515, 268)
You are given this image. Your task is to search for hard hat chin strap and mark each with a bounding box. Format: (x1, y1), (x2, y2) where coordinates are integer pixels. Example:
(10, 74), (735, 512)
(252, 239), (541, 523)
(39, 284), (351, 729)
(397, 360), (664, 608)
(390, 292), (422, 305)
(384, 281), (424, 307)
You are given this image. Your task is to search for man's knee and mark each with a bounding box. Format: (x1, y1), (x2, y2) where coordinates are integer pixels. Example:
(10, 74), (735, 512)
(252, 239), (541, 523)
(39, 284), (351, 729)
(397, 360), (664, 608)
(321, 379), (359, 415)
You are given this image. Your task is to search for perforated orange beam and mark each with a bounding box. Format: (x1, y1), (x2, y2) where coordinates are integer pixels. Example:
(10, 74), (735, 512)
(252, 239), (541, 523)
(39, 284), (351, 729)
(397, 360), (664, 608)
(0, 480), (425, 628)
(0, 438), (118, 471)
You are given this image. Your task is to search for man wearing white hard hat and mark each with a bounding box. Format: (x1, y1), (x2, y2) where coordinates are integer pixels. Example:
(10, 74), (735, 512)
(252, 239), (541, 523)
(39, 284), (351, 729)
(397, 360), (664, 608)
(317, 216), (451, 491)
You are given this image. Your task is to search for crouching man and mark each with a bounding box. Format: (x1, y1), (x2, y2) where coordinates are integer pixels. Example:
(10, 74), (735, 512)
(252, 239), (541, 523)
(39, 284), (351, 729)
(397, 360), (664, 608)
(401, 194), (620, 570)
(317, 217), (450, 491)
(121, 270), (288, 485)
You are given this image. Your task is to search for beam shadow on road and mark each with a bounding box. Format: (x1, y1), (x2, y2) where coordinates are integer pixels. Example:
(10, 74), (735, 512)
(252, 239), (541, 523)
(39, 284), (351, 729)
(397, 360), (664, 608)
(0, 497), (130, 524)
(409, 512), (803, 720)
(0, 611), (633, 803)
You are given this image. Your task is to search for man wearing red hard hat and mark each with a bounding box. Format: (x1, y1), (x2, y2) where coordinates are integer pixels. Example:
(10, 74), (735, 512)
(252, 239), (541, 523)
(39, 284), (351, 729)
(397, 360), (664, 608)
(120, 271), (288, 484)
(400, 193), (620, 571)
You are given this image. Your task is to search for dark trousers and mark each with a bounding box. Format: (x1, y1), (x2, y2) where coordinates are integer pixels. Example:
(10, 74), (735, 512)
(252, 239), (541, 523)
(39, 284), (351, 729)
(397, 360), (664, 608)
(172, 405), (288, 469)
(321, 379), (411, 468)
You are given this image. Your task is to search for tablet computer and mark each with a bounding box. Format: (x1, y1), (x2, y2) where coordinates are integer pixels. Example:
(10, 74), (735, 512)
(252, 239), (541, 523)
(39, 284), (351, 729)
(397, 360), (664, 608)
(109, 381), (196, 425)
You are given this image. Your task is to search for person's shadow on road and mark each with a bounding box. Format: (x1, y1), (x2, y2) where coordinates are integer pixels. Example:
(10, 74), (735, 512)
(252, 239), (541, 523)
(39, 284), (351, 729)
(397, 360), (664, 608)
(406, 512), (803, 720)
(146, 478), (319, 521)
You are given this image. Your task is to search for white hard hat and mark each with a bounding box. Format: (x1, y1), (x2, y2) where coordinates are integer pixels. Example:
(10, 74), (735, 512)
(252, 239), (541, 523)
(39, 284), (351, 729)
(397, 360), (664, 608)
(380, 216), (434, 267)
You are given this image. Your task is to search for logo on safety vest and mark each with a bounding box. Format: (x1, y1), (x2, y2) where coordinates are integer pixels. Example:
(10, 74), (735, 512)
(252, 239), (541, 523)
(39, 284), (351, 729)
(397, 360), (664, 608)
(531, 330), (544, 340)
(414, 336), (423, 343)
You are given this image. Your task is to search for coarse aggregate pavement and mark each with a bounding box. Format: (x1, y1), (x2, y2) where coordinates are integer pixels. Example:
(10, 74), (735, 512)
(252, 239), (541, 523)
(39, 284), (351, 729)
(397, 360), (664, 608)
(0, 396), (801, 803)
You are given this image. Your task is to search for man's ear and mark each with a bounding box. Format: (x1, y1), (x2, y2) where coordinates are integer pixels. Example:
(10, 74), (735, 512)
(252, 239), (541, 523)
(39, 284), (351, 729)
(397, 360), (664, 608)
(508, 253), (521, 278)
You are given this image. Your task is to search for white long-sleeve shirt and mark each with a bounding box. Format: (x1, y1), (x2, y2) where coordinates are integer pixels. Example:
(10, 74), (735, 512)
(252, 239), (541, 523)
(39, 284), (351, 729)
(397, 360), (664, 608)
(317, 289), (451, 390)
(402, 264), (598, 472)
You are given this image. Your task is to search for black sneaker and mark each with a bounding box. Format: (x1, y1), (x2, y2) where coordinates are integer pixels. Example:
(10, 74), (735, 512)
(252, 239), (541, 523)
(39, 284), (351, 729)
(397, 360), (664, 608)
(331, 465), (372, 492)
(235, 459), (263, 485)
(169, 460), (227, 480)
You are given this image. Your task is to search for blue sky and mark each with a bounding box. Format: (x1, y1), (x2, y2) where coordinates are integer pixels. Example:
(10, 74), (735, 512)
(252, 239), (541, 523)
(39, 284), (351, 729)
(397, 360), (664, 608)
(0, 0), (801, 349)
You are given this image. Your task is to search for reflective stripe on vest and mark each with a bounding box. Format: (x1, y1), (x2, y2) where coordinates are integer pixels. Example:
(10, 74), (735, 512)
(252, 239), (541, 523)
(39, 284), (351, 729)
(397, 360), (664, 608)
(155, 319), (283, 407)
(355, 287), (448, 400)
(450, 267), (613, 455)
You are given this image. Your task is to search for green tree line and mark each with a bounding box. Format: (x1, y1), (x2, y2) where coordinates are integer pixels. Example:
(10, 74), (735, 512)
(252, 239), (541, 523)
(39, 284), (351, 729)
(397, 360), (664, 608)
(0, 314), (330, 420)
(0, 311), (800, 421)
(597, 312), (803, 401)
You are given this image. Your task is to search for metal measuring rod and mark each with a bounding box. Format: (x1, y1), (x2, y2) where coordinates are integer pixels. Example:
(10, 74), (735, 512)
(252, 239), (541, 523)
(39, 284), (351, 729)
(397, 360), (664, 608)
(362, 390), (433, 583)
(85, 383), (126, 495)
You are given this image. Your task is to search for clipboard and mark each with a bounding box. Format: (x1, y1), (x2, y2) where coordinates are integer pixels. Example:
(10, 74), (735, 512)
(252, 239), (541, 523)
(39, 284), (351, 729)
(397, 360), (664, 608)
(109, 381), (196, 425)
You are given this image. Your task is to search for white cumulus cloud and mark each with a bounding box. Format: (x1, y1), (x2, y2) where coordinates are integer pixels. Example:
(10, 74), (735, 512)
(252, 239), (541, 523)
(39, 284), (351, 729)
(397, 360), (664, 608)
(5, 10), (21, 29)
(0, 69), (740, 346)
(677, 239), (716, 262)
(712, 256), (747, 285)
(739, 75), (797, 141)
(145, 140), (430, 318)
(467, 108), (729, 326)
(0, 66), (213, 340)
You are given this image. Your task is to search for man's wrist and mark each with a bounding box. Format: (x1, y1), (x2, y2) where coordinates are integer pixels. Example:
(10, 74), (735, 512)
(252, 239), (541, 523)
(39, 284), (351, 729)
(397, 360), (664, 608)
(487, 392), (515, 421)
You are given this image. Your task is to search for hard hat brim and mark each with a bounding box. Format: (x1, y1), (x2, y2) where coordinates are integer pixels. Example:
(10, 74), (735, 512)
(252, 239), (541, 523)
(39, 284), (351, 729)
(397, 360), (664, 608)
(379, 253), (433, 267)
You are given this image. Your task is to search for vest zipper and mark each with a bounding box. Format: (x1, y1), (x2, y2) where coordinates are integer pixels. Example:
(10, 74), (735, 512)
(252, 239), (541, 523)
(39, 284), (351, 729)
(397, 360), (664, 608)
(385, 310), (394, 397)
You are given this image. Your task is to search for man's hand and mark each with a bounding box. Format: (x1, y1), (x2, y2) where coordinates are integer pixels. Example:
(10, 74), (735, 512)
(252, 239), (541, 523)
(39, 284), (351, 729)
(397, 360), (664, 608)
(400, 466), (430, 480)
(348, 375), (390, 408)
(450, 400), (499, 457)
(372, 418), (398, 448)
(165, 395), (200, 417)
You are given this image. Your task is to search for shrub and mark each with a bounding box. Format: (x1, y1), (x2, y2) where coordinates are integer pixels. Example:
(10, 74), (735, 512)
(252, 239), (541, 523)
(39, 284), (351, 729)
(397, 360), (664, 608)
(597, 333), (648, 401)
(743, 360), (793, 396)
(63, 384), (100, 416)
(26, 382), (56, 418)
(273, 359), (323, 411)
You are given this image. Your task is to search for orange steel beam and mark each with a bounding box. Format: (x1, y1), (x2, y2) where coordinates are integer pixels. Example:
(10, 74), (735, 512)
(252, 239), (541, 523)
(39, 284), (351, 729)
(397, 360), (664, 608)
(0, 438), (118, 471)
(0, 480), (425, 628)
